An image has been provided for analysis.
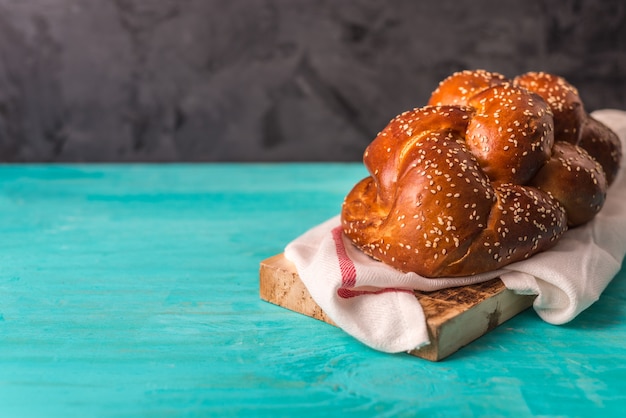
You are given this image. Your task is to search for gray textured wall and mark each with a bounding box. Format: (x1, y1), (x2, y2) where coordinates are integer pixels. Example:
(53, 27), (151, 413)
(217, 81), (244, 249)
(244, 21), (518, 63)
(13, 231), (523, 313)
(0, 0), (625, 162)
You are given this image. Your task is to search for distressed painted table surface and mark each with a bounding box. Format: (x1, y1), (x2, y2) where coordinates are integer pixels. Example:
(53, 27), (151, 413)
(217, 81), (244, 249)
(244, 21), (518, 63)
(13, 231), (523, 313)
(1, 164), (625, 417)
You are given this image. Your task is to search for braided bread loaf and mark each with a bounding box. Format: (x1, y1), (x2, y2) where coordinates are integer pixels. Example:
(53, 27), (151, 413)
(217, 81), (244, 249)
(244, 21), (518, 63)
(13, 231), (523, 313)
(341, 70), (622, 278)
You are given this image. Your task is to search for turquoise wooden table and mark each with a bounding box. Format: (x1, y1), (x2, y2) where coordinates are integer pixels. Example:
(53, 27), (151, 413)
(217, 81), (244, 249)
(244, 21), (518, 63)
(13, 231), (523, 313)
(1, 164), (625, 417)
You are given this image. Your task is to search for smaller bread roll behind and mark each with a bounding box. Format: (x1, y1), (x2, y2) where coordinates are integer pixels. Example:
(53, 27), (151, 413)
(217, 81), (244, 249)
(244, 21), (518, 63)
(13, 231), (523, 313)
(428, 69), (507, 107)
(529, 141), (608, 227)
(513, 72), (586, 144)
(578, 116), (622, 185)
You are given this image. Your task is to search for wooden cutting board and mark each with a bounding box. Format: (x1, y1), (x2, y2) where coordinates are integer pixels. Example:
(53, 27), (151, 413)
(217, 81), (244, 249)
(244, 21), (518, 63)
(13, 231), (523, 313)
(259, 253), (536, 361)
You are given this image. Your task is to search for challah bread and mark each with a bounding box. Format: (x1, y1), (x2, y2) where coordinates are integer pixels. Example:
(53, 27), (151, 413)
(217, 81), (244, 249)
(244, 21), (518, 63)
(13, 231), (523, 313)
(341, 106), (567, 278)
(341, 69), (621, 278)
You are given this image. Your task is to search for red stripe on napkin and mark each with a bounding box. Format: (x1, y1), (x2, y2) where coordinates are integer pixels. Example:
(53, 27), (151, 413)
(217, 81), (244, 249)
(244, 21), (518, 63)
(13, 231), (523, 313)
(332, 226), (414, 299)
(331, 226), (357, 287)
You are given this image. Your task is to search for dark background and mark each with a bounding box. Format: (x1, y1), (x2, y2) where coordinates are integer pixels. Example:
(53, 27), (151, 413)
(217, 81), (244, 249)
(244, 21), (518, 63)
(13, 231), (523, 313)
(0, 0), (624, 162)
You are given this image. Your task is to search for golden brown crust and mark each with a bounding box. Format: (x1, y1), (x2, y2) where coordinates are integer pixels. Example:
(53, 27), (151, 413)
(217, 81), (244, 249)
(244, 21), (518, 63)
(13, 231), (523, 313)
(466, 84), (554, 184)
(428, 70), (507, 107)
(361, 105), (474, 209)
(341, 70), (620, 278)
(513, 72), (586, 144)
(440, 184), (567, 276)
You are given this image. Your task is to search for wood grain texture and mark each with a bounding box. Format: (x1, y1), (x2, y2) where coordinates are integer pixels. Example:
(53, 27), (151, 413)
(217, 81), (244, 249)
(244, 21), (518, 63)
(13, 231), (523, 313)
(260, 253), (535, 361)
(260, 254), (336, 326)
(0, 164), (625, 416)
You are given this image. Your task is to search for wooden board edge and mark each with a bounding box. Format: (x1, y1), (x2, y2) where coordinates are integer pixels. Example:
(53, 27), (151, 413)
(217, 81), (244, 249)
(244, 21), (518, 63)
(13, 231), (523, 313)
(259, 254), (335, 325)
(411, 287), (535, 360)
(259, 253), (535, 361)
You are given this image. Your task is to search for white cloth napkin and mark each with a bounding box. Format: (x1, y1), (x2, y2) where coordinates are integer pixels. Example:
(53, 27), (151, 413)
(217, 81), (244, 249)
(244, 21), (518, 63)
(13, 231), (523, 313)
(284, 109), (626, 353)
